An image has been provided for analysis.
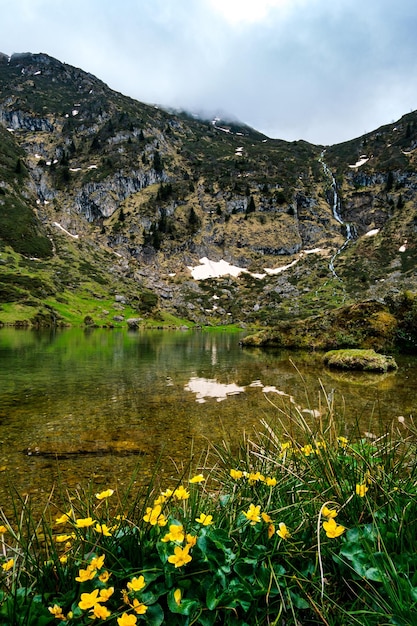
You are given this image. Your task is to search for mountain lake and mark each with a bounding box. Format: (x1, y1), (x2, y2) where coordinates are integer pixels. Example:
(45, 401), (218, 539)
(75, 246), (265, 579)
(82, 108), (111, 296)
(0, 327), (416, 515)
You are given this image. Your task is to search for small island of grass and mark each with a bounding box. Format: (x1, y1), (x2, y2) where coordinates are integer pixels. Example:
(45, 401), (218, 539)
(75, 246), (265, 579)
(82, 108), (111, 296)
(323, 348), (398, 372)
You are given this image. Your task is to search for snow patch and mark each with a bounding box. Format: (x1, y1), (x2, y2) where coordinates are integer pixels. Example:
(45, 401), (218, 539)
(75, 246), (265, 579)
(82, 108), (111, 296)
(364, 229), (380, 237)
(53, 222), (79, 239)
(349, 155), (369, 168)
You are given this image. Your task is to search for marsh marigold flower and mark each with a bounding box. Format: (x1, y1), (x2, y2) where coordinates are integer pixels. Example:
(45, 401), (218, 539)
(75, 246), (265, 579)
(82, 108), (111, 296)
(174, 485), (190, 500)
(132, 599), (148, 614)
(168, 545), (192, 568)
(2, 558), (14, 572)
(95, 489), (114, 500)
(356, 484), (369, 497)
(195, 513), (213, 526)
(337, 436), (348, 448)
(277, 523), (291, 540)
(230, 469), (243, 480)
(0, 525), (7, 534)
(89, 554), (105, 570)
(94, 523), (112, 536)
(162, 524), (185, 543)
(267, 523), (276, 538)
(127, 576), (146, 592)
(56, 534), (73, 543)
(174, 588), (182, 605)
(99, 570), (111, 583)
(186, 534), (197, 547)
(189, 474), (205, 483)
(143, 505), (167, 526)
(99, 587), (114, 602)
(322, 506), (338, 519)
(55, 513), (71, 525)
(323, 518), (345, 538)
(76, 568), (97, 582)
(117, 613), (137, 626)
(265, 477), (277, 486)
(243, 504), (261, 525)
(48, 604), (65, 619)
(90, 603), (111, 620)
(75, 517), (95, 528)
(78, 588), (100, 610)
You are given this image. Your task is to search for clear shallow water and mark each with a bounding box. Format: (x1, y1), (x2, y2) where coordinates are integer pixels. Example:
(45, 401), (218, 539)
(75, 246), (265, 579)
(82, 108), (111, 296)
(0, 327), (416, 514)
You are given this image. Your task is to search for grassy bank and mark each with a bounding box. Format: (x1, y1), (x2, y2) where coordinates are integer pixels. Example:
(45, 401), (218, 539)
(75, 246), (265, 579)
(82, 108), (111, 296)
(1, 392), (417, 625)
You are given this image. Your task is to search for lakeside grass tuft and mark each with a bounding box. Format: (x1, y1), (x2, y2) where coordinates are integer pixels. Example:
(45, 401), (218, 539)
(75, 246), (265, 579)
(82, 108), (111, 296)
(1, 390), (417, 625)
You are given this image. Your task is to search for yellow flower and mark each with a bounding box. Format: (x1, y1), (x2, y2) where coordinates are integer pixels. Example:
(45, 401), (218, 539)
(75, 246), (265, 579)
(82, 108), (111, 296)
(94, 523), (112, 536)
(2, 558), (14, 572)
(281, 442), (291, 451)
(78, 588), (100, 610)
(90, 603), (111, 619)
(59, 555), (68, 564)
(75, 517), (95, 528)
(89, 554), (105, 570)
(195, 513), (213, 526)
(162, 524), (185, 543)
(261, 512), (273, 524)
(117, 613), (137, 626)
(168, 545), (192, 568)
(322, 506), (338, 519)
(301, 444), (314, 456)
(95, 489), (114, 500)
(248, 471), (265, 484)
(337, 436), (348, 448)
(186, 534), (197, 547)
(174, 588), (182, 605)
(75, 568), (97, 582)
(323, 518), (345, 538)
(0, 525), (7, 533)
(132, 598), (148, 614)
(174, 485), (190, 500)
(55, 513), (71, 525)
(143, 505), (167, 526)
(267, 523), (276, 539)
(48, 604), (64, 618)
(127, 576), (146, 592)
(189, 474), (205, 483)
(56, 534), (73, 543)
(99, 587), (114, 602)
(99, 570), (111, 583)
(277, 523), (291, 540)
(243, 504), (261, 525)
(230, 469), (243, 480)
(356, 483), (369, 497)
(265, 477), (277, 486)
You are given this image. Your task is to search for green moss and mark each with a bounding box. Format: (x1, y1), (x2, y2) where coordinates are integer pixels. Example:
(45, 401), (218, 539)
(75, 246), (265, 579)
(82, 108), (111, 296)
(323, 349), (398, 372)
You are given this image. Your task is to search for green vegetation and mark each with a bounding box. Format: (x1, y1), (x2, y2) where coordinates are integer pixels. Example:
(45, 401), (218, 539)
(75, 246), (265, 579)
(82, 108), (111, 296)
(323, 349), (398, 372)
(1, 392), (417, 624)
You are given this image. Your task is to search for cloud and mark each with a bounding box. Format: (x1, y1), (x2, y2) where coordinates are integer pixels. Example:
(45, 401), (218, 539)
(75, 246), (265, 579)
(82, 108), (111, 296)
(2, 0), (417, 144)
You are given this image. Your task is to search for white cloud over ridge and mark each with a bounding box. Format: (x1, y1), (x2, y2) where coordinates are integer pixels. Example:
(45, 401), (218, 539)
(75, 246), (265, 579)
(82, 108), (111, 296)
(2, 0), (417, 144)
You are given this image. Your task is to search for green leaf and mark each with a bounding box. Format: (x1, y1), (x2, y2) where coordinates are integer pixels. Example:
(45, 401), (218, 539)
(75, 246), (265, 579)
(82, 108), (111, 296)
(167, 589), (200, 615)
(145, 602), (165, 626)
(289, 590), (310, 610)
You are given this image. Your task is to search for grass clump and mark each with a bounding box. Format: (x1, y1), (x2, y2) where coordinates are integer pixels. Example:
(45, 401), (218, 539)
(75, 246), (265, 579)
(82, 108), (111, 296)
(323, 349), (398, 372)
(1, 391), (417, 624)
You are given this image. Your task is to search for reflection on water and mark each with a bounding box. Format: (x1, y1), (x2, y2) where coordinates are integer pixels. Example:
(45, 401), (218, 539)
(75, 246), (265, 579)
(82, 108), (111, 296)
(0, 328), (416, 515)
(185, 377), (246, 402)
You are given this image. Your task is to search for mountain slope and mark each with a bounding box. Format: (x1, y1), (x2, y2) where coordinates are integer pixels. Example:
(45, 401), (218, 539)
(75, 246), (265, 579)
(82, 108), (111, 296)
(0, 52), (416, 330)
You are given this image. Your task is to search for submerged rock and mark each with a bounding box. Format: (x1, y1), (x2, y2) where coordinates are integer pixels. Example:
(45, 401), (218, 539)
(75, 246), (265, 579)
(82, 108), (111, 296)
(323, 349), (397, 372)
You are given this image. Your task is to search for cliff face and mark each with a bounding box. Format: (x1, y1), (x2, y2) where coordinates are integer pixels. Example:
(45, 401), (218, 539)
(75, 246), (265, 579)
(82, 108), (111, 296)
(0, 52), (416, 327)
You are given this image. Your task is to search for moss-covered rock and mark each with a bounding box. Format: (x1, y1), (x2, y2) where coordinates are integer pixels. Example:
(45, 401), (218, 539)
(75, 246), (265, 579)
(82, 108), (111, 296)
(323, 349), (397, 372)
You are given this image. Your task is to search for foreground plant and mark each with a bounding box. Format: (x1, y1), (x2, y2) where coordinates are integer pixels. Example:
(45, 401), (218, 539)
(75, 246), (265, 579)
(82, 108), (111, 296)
(1, 390), (417, 625)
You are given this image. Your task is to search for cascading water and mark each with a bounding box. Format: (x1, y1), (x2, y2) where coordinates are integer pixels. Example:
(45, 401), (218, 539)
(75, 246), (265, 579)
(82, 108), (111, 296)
(320, 153), (355, 279)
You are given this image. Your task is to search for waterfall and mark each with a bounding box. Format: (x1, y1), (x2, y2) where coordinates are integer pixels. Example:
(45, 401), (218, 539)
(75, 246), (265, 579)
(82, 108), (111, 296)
(320, 153), (355, 279)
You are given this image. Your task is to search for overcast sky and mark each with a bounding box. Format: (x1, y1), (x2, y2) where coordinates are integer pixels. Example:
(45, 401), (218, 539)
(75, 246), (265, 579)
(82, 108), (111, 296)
(2, 0), (417, 145)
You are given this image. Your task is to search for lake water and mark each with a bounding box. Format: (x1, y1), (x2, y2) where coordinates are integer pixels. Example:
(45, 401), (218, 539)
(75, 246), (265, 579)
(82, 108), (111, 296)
(0, 327), (416, 515)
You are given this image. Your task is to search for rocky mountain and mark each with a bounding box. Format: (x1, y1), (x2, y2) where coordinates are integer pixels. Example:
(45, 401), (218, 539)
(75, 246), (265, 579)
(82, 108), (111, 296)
(0, 51), (416, 338)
